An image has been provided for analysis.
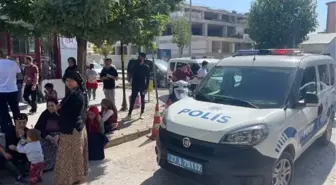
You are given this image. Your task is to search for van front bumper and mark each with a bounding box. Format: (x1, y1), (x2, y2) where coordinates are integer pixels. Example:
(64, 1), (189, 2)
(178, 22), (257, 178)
(156, 128), (277, 185)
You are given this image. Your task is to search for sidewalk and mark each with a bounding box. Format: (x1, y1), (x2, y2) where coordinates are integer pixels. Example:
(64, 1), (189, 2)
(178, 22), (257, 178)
(20, 86), (168, 148)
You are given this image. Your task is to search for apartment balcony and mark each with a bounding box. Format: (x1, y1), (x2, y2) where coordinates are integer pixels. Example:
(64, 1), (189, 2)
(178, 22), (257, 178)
(170, 11), (203, 20)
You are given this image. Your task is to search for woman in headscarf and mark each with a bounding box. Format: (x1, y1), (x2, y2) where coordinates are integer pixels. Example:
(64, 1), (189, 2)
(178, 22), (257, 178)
(62, 57), (78, 95)
(34, 98), (60, 171)
(86, 106), (108, 161)
(53, 70), (88, 185)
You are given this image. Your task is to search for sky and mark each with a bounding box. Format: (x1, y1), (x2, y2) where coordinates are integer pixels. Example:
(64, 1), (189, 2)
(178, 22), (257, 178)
(187, 0), (333, 32)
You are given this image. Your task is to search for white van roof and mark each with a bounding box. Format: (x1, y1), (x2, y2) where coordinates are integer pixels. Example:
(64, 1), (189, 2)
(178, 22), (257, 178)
(217, 54), (334, 68)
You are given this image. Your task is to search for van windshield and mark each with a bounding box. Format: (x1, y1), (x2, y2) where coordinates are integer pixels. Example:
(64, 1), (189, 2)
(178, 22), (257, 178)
(195, 66), (296, 109)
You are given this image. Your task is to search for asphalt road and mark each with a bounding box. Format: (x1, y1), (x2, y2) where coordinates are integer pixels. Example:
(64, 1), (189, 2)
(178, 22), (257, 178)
(2, 134), (336, 185)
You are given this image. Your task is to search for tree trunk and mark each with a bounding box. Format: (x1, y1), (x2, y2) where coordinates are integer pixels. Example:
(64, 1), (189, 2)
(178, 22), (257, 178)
(120, 40), (128, 111)
(76, 37), (88, 77)
(179, 46), (184, 57)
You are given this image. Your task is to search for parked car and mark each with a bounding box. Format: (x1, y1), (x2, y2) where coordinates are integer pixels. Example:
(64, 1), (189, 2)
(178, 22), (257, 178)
(127, 58), (168, 88)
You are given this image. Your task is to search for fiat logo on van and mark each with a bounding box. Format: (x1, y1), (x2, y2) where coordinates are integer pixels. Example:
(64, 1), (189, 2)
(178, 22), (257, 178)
(182, 137), (191, 148)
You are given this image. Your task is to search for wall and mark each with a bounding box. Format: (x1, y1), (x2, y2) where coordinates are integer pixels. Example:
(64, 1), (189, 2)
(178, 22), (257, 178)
(59, 37), (77, 75)
(156, 36), (208, 58)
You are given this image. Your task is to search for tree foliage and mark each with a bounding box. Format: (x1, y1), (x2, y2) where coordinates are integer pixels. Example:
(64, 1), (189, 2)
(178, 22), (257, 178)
(0, 0), (36, 35)
(92, 40), (113, 58)
(247, 0), (318, 49)
(33, 0), (112, 74)
(171, 18), (190, 57)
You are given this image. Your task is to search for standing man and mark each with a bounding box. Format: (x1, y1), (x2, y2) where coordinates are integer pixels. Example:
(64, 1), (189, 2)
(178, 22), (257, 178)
(0, 51), (21, 133)
(23, 56), (39, 114)
(100, 58), (118, 103)
(197, 61), (208, 79)
(126, 53), (150, 120)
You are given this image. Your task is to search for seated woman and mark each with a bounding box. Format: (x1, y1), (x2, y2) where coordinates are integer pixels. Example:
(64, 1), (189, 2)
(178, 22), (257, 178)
(4, 113), (29, 184)
(34, 98), (60, 171)
(86, 106), (108, 161)
(100, 98), (118, 134)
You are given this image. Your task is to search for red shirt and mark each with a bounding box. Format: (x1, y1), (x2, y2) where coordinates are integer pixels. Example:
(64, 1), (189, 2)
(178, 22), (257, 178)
(24, 64), (39, 86)
(173, 69), (193, 82)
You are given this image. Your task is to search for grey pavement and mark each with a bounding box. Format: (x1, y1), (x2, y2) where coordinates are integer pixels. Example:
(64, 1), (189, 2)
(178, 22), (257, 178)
(2, 135), (336, 185)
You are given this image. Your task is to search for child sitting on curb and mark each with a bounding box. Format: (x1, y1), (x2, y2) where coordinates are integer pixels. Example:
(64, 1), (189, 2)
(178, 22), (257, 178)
(86, 106), (108, 161)
(9, 129), (44, 185)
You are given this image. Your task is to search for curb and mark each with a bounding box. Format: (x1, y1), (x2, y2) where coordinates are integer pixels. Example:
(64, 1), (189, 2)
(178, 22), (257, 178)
(105, 128), (151, 148)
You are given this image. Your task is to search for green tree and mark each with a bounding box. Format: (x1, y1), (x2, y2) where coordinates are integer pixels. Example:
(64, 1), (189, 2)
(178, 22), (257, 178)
(92, 40), (113, 59)
(247, 0), (318, 49)
(33, 0), (112, 75)
(0, 0), (36, 35)
(171, 18), (190, 57)
(103, 0), (182, 111)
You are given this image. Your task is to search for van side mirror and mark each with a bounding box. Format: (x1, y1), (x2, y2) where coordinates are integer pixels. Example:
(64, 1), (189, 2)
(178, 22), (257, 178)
(295, 93), (319, 108)
(304, 93), (319, 107)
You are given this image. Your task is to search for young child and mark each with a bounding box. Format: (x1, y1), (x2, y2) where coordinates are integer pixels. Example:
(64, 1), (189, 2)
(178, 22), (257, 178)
(86, 106), (108, 161)
(44, 83), (58, 101)
(10, 129), (44, 185)
(101, 98), (118, 134)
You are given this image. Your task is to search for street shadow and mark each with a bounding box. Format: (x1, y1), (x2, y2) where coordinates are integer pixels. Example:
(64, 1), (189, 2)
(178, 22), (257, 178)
(138, 138), (155, 147)
(159, 94), (169, 104)
(140, 169), (199, 185)
(117, 119), (139, 130)
(85, 159), (109, 183)
(141, 140), (336, 185)
(291, 141), (336, 185)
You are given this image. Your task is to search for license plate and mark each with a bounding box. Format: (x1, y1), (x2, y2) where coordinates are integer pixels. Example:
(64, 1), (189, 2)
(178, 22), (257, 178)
(167, 153), (203, 174)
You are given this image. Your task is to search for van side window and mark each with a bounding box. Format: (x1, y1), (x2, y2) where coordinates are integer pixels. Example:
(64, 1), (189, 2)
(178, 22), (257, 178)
(318, 64), (330, 89)
(300, 67), (317, 100)
(169, 62), (176, 71)
(189, 63), (201, 75)
(329, 64), (335, 85)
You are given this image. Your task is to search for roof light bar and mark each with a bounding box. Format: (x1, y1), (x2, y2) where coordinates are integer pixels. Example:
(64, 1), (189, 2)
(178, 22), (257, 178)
(234, 49), (301, 56)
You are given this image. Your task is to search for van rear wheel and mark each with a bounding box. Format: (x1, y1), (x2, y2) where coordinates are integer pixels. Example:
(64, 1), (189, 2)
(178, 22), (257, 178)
(319, 116), (333, 146)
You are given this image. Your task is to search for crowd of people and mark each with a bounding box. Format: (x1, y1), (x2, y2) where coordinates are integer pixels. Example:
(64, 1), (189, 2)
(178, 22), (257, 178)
(0, 50), (152, 185)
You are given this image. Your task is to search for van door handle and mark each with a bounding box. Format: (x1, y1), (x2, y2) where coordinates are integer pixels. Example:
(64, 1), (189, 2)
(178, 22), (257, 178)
(318, 105), (323, 116)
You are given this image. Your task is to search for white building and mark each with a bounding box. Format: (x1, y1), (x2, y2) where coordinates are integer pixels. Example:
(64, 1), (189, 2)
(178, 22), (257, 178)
(157, 3), (253, 58)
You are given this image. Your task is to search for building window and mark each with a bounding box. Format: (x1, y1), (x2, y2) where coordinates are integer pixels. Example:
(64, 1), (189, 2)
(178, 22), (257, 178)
(11, 36), (35, 54)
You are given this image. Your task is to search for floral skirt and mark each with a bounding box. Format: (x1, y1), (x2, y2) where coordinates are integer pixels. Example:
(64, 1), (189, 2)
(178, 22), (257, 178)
(40, 132), (59, 171)
(53, 129), (88, 185)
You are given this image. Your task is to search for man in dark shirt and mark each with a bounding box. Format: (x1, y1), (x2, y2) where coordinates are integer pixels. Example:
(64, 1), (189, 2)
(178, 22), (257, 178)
(100, 58), (118, 104)
(126, 53), (150, 120)
(23, 56), (39, 114)
(172, 63), (193, 82)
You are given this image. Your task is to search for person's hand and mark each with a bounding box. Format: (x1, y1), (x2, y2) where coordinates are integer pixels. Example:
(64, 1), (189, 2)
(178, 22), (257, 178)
(31, 85), (36, 91)
(17, 129), (25, 138)
(46, 135), (53, 141)
(53, 135), (59, 144)
(3, 152), (12, 160)
(9, 145), (16, 151)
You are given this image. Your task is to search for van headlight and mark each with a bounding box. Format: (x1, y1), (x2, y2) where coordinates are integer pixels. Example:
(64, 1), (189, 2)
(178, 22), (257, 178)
(220, 125), (269, 146)
(160, 110), (168, 129)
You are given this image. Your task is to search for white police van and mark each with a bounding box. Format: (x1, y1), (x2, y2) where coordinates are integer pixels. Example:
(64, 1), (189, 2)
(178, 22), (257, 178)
(156, 49), (336, 185)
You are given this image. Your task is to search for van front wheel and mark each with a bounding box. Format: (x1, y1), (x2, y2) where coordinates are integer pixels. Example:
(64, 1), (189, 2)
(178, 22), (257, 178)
(272, 152), (294, 185)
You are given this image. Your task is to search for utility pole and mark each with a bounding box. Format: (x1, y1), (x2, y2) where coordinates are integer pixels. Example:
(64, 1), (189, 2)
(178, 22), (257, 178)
(188, 0), (192, 57)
